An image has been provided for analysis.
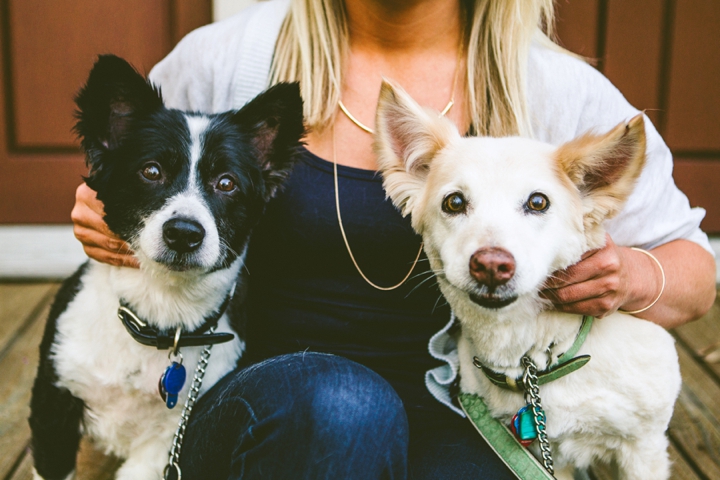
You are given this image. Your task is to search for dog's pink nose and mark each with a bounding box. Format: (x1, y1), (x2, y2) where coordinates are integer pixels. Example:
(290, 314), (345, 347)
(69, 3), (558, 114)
(469, 247), (516, 289)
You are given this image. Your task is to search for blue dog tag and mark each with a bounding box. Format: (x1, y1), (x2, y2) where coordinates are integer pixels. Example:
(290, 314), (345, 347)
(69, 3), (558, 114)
(159, 361), (186, 409)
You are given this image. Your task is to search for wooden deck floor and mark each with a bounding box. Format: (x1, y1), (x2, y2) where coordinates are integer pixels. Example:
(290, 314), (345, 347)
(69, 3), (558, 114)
(1, 282), (719, 479)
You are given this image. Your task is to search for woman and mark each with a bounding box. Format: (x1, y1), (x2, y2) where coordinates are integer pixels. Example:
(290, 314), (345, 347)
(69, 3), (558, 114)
(71, 0), (716, 478)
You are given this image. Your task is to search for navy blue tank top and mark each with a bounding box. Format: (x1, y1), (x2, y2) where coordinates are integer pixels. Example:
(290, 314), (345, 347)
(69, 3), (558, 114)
(244, 148), (450, 394)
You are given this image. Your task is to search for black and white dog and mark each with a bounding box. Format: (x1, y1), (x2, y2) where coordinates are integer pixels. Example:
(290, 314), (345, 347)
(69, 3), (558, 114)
(29, 55), (304, 480)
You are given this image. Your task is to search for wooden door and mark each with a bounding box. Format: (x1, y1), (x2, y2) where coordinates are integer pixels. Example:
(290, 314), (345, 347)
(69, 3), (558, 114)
(0, 0), (211, 224)
(555, 0), (720, 233)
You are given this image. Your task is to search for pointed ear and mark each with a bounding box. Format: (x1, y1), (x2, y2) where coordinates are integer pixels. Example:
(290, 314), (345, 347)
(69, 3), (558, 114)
(555, 114), (647, 247)
(373, 80), (458, 216)
(74, 55), (163, 166)
(231, 82), (305, 200)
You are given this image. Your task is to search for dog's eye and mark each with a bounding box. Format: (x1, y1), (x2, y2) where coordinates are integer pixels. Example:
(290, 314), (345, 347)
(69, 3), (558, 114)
(216, 175), (237, 193)
(442, 193), (467, 214)
(526, 193), (550, 213)
(141, 163), (162, 182)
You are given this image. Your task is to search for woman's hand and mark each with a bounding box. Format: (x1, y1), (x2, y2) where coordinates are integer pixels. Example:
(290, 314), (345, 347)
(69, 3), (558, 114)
(540, 234), (636, 318)
(71, 183), (139, 268)
(541, 233), (716, 328)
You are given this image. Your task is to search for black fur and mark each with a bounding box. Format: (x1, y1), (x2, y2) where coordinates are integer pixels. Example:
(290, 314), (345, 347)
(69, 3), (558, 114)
(29, 264), (88, 480)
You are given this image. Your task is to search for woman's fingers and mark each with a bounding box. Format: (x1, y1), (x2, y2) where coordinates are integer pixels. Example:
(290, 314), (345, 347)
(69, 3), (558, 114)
(72, 184), (110, 232)
(541, 276), (621, 317)
(549, 295), (616, 318)
(73, 224), (131, 253)
(83, 245), (140, 268)
(71, 183), (139, 268)
(74, 224), (139, 268)
(541, 234), (627, 317)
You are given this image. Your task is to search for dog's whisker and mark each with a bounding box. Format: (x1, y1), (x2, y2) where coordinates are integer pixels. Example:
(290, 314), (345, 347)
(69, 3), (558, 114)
(415, 256), (442, 263)
(432, 293), (448, 313)
(220, 240), (240, 259)
(405, 273), (440, 298)
(408, 268), (435, 281)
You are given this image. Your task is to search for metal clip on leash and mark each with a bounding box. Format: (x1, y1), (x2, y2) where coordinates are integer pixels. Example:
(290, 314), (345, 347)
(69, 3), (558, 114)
(163, 327), (216, 480)
(521, 356), (554, 475)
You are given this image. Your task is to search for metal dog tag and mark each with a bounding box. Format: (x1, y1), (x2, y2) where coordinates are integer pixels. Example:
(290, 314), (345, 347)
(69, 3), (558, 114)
(159, 361), (186, 409)
(510, 404), (538, 447)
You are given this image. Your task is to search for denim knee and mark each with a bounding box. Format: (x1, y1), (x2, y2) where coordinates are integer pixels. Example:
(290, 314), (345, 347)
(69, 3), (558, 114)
(250, 353), (409, 467)
(184, 352), (409, 480)
(299, 354), (406, 431)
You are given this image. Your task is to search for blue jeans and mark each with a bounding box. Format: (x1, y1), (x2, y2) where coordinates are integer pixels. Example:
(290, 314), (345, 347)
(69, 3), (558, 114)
(179, 353), (513, 479)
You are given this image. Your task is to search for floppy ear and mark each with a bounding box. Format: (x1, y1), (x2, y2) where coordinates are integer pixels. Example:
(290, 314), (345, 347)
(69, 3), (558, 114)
(74, 55), (163, 169)
(230, 82), (305, 200)
(555, 114), (647, 248)
(373, 80), (458, 216)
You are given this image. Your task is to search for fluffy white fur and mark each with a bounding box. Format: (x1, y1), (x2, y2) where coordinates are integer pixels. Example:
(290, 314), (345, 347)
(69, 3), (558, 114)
(34, 114), (245, 480)
(50, 261), (243, 480)
(374, 81), (681, 480)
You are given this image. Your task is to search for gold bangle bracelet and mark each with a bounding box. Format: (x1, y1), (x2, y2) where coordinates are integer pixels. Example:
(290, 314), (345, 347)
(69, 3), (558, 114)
(618, 247), (666, 315)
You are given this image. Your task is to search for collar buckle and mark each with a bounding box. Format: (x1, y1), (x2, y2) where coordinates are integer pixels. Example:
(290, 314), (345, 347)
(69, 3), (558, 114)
(118, 305), (147, 329)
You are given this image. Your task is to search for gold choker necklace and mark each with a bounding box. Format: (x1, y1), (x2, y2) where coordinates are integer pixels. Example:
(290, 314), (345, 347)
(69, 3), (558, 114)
(333, 49), (461, 290)
(338, 99), (455, 135)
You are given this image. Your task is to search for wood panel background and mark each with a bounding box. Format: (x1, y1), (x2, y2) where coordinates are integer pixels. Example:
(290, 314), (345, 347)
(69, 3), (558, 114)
(556, 0), (720, 232)
(0, 0), (212, 224)
(0, 0), (718, 232)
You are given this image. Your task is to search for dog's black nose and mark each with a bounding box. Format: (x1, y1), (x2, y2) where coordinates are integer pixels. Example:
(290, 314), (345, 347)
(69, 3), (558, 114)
(163, 218), (205, 253)
(469, 247), (516, 290)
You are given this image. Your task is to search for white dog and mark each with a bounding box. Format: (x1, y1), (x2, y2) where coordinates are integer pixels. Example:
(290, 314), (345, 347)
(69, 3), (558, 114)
(374, 81), (680, 480)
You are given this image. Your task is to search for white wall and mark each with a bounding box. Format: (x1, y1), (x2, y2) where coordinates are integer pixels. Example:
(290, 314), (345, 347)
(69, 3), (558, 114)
(0, 226), (86, 279)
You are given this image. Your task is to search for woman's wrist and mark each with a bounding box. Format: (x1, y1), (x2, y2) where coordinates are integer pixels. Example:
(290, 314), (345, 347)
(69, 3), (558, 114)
(618, 247), (665, 315)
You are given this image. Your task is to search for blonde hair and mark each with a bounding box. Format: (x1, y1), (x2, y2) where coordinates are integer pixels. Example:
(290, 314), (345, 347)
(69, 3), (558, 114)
(270, 0), (558, 137)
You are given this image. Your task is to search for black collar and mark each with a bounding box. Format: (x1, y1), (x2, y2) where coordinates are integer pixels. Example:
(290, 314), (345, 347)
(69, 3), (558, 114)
(117, 288), (235, 350)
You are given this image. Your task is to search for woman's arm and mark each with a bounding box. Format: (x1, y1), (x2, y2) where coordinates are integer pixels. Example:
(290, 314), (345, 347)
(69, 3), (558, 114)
(528, 48), (716, 328)
(542, 233), (716, 328)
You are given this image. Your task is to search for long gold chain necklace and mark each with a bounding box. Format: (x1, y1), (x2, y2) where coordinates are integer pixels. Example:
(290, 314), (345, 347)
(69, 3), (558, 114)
(332, 128), (424, 291)
(332, 53), (461, 291)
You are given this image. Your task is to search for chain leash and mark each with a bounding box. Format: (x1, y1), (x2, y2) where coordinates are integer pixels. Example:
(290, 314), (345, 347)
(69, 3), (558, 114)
(163, 327), (216, 480)
(521, 355), (554, 475)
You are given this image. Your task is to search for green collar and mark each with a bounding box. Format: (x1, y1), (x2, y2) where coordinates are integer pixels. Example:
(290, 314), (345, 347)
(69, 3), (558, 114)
(473, 315), (593, 392)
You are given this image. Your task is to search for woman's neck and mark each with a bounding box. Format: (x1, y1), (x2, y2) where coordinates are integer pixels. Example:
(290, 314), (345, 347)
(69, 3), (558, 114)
(304, 0), (466, 170)
(344, 0), (462, 53)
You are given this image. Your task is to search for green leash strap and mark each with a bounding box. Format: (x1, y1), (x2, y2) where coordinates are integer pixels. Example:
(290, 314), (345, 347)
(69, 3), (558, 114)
(459, 393), (555, 480)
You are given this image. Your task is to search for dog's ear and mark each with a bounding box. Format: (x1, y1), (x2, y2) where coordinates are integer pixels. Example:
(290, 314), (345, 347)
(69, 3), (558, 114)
(75, 55), (163, 167)
(374, 80), (458, 216)
(231, 82), (305, 201)
(555, 114), (646, 248)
